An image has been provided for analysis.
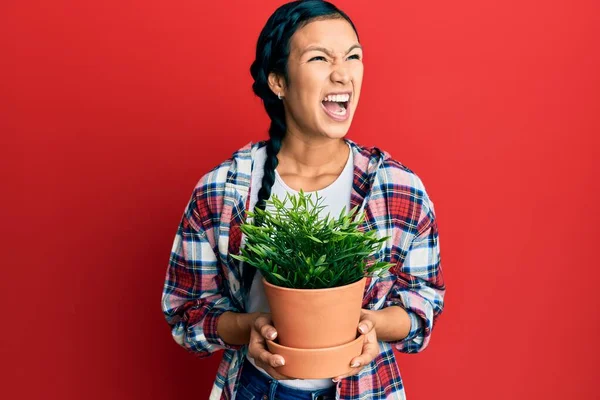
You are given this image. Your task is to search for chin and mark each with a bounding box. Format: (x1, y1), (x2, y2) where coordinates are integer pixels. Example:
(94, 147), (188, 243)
(315, 122), (351, 139)
(323, 123), (352, 138)
(320, 130), (349, 141)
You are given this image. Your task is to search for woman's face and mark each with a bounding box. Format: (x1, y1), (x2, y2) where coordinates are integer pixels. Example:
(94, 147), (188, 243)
(270, 18), (364, 141)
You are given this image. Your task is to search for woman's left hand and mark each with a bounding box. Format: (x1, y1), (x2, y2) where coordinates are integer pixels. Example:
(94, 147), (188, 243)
(332, 309), (380, 382)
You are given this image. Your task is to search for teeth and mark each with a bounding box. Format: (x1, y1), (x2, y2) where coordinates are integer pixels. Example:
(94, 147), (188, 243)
(323, 93), (350, 102)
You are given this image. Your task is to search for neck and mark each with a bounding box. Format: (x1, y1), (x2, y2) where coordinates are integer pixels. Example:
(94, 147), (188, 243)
(277, 132), (349, 177)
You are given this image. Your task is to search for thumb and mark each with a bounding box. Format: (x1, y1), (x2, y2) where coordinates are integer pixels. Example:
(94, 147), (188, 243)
(358, 317), (375, 335)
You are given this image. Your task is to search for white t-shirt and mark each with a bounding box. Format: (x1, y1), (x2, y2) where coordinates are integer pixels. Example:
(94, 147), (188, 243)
(241, 141), (354, 390)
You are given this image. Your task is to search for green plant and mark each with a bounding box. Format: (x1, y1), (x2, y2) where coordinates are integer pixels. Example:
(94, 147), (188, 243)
(231, 190), (394, 289)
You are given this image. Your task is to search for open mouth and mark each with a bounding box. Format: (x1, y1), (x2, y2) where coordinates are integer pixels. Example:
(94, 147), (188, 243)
(321, 97), (350, 117)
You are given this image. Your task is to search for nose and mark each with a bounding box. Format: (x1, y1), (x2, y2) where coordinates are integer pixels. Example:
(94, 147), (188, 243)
(330, 64), (350, 85)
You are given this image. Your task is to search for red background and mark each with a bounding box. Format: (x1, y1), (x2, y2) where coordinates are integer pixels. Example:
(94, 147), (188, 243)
(2, 0), (599, 399)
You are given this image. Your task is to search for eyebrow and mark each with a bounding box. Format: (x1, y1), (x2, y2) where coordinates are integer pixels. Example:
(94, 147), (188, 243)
(301, 44), (363, 57)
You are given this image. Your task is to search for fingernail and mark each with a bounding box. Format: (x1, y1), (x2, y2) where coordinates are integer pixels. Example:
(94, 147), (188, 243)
(276, 358), (285, 366)
(332, 378), (339, 383)
(269, 331), (277, 340)
(351, 361), (360, 368)
(359, 325), (367, 334)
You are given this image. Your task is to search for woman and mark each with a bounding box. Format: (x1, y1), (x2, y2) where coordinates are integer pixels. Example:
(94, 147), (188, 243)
(161, 1), (446, 399)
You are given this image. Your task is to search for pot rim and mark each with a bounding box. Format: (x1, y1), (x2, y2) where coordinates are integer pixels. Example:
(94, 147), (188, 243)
(261, 276), (366, 293)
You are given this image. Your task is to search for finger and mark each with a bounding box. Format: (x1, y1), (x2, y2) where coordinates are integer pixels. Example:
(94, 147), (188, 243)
(254, 315), (278, 340)
(357, 318), (375, 335)
(248, 332), (273, 362)
(253, 354), (294, 381)
(261, 365), (295, 381)
(256, 346), (285, 369)
(349, 336), (380, 368)
(332, 367), (361, 382)
(248, 331), (266, 357)
(260, 323), (278, 341)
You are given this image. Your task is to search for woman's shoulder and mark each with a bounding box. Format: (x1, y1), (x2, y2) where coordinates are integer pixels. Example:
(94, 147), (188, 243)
(189, 140), (268, 206)
(349, 139), (423, 187)
(351, 140), (435, 218)
(378, 150), (424, 190)
(193, 140), (266, 190)
(184, 140), (264, 230)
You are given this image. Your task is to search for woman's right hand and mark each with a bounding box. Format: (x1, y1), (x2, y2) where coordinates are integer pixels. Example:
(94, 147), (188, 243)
(248, 313), (294, 380)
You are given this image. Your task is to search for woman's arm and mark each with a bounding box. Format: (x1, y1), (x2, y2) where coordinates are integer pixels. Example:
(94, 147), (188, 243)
(161, 184), (244, 357)
(384, 194), (446, 353)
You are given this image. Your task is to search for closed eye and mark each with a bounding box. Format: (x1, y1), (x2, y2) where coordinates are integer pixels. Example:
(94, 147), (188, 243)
(308, 54), (360, 62)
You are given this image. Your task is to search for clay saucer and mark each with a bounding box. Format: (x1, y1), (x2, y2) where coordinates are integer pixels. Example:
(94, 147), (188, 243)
(266, 334), (365, 379)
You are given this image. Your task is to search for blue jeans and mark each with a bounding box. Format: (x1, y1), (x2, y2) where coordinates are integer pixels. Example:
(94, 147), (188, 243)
(236, 358), (337, 400)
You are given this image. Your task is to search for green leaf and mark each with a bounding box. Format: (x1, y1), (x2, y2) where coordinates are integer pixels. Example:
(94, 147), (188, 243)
(307, 235), (323, 244)
(271, 272), (289, 282)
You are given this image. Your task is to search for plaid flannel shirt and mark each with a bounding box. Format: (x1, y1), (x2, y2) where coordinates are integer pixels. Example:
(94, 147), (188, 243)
(161, 138), (446, 400)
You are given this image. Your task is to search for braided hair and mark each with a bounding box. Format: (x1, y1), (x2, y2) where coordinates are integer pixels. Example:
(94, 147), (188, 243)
(243, 0), (360, 291)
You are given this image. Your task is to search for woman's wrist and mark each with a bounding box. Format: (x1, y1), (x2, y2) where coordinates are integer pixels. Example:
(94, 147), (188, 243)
(217, 311), (260, 345)
(237, 312), (260, 337)
(364, 306), (411, 342)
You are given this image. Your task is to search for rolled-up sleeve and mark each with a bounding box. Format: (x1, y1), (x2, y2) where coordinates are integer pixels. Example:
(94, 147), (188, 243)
(161, 188), (243, 358)
(385, 194), (446, 353)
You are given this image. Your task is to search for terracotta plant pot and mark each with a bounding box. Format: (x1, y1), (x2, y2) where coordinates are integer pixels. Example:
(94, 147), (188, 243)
(262, 277), (366, 349)
(266, 334), (365, 379)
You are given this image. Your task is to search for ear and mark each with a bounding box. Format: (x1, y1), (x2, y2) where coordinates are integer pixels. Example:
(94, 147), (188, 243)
(268, 72), (286, 98)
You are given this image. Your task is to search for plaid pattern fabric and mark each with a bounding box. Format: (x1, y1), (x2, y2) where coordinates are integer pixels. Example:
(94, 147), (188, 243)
(161, 138), (446, 400)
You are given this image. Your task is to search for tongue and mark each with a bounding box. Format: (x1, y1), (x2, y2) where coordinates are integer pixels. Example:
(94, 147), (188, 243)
(323, 101), (345, 113)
